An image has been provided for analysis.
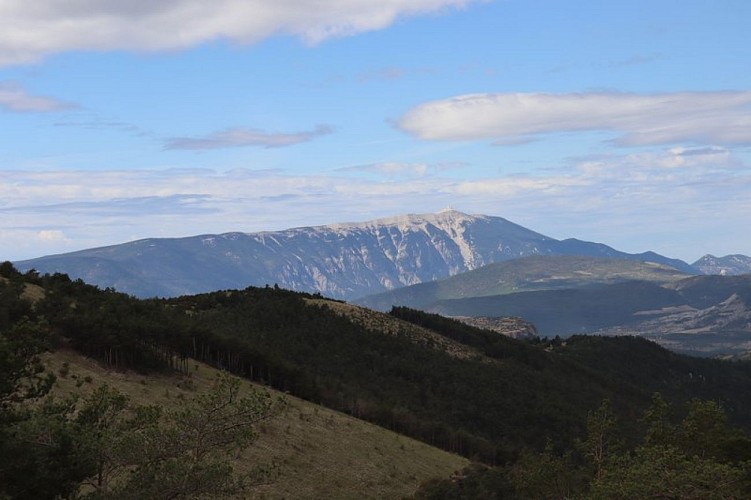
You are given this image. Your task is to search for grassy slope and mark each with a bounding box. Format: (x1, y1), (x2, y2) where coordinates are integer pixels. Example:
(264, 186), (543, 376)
(44, 349), (468, 499)
(0, 276), (45, 302)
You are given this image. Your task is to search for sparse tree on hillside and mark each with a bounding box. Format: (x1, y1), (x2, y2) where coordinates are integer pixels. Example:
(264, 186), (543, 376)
(578, 399), (620, 480)
(82, 374), (282, 499)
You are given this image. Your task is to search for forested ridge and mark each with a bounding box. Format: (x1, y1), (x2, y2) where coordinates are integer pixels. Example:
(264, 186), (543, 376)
(2, 262), (751, 497)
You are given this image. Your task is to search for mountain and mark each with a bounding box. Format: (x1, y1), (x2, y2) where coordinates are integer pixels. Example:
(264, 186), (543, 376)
(14, 210), (694, 299)
(596, 292), (751, 357)
(427, 280), (686, 335)
(422, 274), (751, 356)
(355, 255), (691, 311)
(692, 254), (751, 275)
(355, 257), (751, 356)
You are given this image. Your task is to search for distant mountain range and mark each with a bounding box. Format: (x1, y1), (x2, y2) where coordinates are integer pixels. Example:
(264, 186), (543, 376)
(14, 209), (719, 300)
(692, 254), (751, 275)
(363, 264), (751, 356)
(355, 255), (693, 311)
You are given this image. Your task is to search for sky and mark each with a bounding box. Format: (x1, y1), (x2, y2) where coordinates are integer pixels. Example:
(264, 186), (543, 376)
(1, 0), (750, 263)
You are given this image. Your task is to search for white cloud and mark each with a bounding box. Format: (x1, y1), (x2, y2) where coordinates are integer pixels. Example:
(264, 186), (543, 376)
(0, 82), (77, 112)
(1, 153), (749, 262)
(397, 91), (751, 146)
(37, 229), (68, 242)
(573, 146), (740, 179)
(0, 0), (476, 66)
(164, 124), (334, 150)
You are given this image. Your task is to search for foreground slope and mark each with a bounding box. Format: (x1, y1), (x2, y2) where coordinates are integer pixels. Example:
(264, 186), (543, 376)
(44, 350), (467, 499)
(14, 210), (694, 299)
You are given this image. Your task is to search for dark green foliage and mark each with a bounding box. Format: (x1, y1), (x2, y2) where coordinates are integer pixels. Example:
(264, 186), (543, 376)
(0, 273), (86, 499)
(1, 371), (277, 499)
(6, 266), (751, 462)
(588, 445), (747, 499)
(2, 262), (751, 497)
(0, 260), (25, 280)
(585, 397), (751, 499)
(389, 306), (539, 362)
(78, 375), (280, 499)
(506, 442), (587, 499)
(577, 400), (621, 480)
(415, 395), (751, 499)
(0, 264), (281, 498)
(414, 464), (514, 499)
(0, 272), (56, 412)
(1, 404), (93, 499)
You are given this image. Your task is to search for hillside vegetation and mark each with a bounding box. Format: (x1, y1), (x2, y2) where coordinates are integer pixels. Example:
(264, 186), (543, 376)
(42, 350), (467, 499)
(2, 262), (751, 498)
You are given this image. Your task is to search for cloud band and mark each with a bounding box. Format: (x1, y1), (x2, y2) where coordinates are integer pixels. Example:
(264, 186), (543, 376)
(398, 91), (751, 146)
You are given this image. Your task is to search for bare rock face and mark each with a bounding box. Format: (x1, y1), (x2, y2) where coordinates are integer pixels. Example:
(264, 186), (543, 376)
(453, 316), (539, 340)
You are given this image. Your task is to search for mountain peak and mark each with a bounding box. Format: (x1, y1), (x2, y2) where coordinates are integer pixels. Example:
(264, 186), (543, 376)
(15, 211), (692, 300)
(692, 254), (751, 276)
(327, 209), (481, 232)
(438, 206), (463, 214)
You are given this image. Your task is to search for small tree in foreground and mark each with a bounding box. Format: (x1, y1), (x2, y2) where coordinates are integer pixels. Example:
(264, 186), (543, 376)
(588, 445), (746, 499)
(82, 374), (284, 499)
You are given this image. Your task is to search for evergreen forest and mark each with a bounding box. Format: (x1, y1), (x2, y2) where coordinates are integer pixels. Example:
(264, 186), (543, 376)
(1, 262), (750, 498)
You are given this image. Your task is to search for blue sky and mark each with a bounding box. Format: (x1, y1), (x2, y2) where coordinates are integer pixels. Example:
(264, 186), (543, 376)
(2, 0), (750, 263)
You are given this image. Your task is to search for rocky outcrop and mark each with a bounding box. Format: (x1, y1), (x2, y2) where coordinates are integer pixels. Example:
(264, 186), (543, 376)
(452, 316), (538, 340)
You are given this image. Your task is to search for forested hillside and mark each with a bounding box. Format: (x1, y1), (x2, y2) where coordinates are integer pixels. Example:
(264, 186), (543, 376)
(2, 262), (751, 497)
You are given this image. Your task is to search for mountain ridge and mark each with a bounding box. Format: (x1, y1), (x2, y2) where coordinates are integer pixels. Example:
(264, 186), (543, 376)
(692, 254), (751, 275)
(15, 210), (697, 299)
(355, 255), (692, 311)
